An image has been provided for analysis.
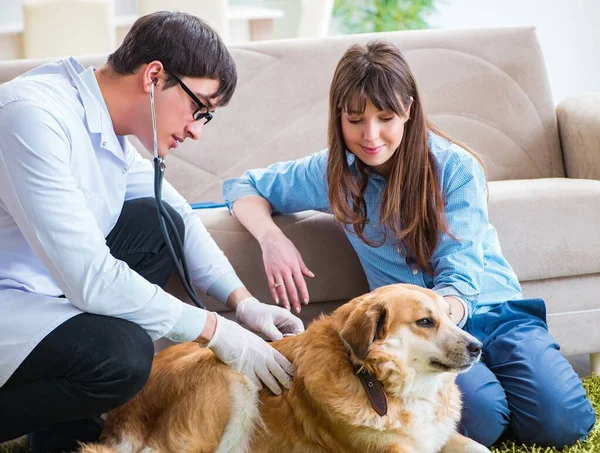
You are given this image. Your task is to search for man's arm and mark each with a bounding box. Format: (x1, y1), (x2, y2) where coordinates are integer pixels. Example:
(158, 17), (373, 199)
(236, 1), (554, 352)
(0, 101), (194, 341)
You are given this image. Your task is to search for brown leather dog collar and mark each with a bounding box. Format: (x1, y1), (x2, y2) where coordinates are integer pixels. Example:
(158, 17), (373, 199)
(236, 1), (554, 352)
(354, 365), (388, 417)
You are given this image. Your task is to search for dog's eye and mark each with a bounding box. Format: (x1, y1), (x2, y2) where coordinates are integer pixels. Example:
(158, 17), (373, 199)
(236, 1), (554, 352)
(416, 318), (435, 328)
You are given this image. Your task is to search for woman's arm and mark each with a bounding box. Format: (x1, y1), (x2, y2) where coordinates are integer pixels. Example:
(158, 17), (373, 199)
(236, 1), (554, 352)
(432, 147), (489, 323)
(444, 296), (468, 326)
(232, 195), (315, 313)
(231, 195), (280, 244)
(222, 150), (330, 214)
(223, 151), (330, 313)
(0, 103), (189, 341)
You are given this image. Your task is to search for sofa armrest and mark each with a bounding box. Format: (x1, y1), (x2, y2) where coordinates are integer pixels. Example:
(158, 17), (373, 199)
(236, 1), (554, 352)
(557, 93), (600, 180)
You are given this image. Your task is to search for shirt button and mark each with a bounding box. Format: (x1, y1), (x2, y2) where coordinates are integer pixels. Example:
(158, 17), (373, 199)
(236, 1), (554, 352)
(101, 140), (107, 147)
(412, 269), (419, 275)
(122, 167), (128, 174)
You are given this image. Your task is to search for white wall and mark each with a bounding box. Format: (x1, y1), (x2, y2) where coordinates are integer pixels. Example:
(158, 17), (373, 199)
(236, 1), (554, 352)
(428, 0), (600, 103)
(2, 0), (598, 103)
(0, 0), (132, 22)
(0, 0), (24, 28)
(0, 0), (276, 54)
(0, 0), (261, 28)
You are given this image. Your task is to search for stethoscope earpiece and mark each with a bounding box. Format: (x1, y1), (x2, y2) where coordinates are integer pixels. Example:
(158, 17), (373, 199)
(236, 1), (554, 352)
(149, 75), (206, 310)
(150, 79), (158, 160)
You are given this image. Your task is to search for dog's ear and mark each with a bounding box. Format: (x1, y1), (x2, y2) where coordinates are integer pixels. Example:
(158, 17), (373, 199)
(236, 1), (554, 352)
(339, 300), (388, 360)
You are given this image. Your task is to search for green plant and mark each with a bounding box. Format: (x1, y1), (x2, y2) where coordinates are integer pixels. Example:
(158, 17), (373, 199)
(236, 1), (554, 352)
(332, 0), (437, 34)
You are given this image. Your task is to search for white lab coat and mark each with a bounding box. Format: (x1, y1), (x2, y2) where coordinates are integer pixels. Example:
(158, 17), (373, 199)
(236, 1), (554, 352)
(0, 57), (238, 387)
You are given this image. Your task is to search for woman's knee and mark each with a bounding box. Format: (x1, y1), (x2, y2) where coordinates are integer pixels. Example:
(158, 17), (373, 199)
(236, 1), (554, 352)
(514, 389), (596, 447)
(493, 328), (597, 447)
(456, 366), (510, 447)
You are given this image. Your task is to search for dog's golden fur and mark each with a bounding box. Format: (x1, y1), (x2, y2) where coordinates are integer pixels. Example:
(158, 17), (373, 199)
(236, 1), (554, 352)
(81, 284), (490, 453)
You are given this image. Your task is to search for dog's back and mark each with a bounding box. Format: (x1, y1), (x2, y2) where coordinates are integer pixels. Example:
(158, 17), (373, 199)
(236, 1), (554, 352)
(87, 343), (259, 453)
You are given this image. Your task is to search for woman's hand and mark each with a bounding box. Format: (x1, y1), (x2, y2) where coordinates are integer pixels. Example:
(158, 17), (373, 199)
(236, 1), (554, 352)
(443, 296), (467, 325)
(258, 229), (314, 314)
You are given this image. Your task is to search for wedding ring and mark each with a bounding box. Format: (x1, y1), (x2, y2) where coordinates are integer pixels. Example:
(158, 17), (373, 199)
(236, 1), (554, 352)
(273, 281), (284, 288)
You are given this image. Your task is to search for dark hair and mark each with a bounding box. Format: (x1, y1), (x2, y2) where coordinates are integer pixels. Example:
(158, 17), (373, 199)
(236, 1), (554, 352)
(327, 41), (483, 274)
(107, 11), (237, 106)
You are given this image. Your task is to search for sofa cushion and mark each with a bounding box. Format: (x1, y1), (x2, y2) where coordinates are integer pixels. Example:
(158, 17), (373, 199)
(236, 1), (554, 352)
(522, 274), (600, 356)
(488, 178), (600, 282)
(195, 208), (369, 309)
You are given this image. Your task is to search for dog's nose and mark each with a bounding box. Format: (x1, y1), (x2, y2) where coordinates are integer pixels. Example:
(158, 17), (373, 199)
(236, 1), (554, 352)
(467, 340), (482, 358)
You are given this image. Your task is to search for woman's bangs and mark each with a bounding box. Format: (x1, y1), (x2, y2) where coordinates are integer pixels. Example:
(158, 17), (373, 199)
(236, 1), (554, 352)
(366, 72), (406, 115)
(340, 85), (368, 115)
(340, 73), (405, 116)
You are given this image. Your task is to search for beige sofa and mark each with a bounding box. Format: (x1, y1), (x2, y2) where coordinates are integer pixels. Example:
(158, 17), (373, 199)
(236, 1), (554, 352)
(2, 26), (600, 370)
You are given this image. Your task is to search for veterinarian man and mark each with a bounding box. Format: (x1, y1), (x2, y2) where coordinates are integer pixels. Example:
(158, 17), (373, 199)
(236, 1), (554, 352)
(0, 12), (303, 453)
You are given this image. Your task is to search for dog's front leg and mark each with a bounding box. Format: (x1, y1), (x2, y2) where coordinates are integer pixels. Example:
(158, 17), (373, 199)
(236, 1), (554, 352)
(440, 432), (491, 453)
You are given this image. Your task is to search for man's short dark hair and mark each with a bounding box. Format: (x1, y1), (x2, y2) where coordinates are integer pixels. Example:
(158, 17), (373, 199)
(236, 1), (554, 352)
(107, 11), (237, 106)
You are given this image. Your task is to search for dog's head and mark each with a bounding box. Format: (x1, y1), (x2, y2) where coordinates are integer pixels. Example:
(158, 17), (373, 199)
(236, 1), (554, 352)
(338, 284), (481, 379)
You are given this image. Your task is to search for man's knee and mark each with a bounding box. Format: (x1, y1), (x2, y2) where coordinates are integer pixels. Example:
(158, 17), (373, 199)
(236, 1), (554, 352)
(122, 197), (185, 244)
(95, 317), (154, 407)
(162, 201), (185, 249)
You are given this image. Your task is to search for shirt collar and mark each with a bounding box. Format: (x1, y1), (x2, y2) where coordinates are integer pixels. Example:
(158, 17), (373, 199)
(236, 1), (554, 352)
(63, 57), (126, 161)
(63, 57), (102, 134)
(345, 150), (356, 166)
(344, 149), (387, 183)
(81, 65), (112, 119)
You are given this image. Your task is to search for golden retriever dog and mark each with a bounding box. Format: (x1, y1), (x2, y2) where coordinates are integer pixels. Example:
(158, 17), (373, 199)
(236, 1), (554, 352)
(81, 284), (491, 453)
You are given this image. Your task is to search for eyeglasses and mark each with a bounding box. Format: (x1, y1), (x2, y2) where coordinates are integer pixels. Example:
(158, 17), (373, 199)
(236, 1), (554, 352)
(168, 72), (213, 124)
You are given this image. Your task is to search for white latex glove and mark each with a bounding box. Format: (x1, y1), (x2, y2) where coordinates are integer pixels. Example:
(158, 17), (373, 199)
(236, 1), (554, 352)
(207, 314), (294, 395)
(235, 297), (305, 341)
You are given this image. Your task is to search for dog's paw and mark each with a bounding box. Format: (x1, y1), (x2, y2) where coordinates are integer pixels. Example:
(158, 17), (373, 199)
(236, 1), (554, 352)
(464, 441), (492, 453)
(77, 442), (119, 453)
(441, 434), (491, 453)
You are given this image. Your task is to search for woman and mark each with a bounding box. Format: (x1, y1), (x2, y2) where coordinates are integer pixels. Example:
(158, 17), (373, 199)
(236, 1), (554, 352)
(222, 41), (595, 448)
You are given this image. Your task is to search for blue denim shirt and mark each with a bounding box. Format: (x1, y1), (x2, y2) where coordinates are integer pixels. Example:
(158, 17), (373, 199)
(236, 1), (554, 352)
(223, 132), (522, 317)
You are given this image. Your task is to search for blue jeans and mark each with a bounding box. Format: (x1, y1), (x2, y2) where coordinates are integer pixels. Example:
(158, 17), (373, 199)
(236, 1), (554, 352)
(457, 298), (596, 448)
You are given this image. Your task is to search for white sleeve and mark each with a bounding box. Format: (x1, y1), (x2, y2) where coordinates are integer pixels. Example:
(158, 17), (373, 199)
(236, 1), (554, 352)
(0, 101), (191, 341)
(124, 145), (243, 296)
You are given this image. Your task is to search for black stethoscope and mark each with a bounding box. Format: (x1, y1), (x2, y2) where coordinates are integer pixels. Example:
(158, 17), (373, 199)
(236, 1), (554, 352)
(150, 81), (206, 310)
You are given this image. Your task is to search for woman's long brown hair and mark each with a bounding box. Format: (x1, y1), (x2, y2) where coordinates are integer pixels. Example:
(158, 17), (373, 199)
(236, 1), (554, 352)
(327, 41), (483, 274)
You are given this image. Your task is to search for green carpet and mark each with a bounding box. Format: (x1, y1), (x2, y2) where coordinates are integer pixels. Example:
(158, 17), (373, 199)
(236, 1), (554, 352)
(1, 376), (599, 453)
(0, 439), (25, 453)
